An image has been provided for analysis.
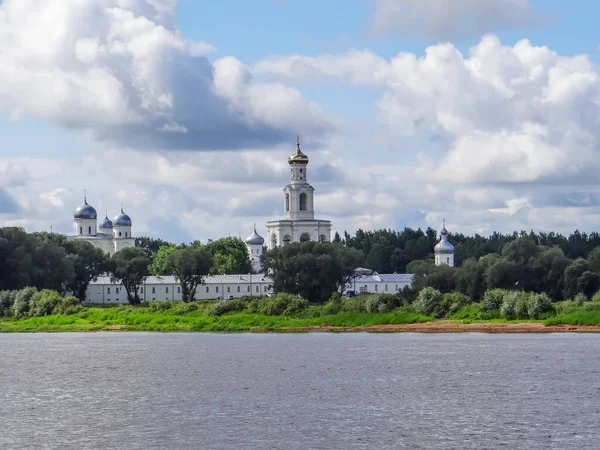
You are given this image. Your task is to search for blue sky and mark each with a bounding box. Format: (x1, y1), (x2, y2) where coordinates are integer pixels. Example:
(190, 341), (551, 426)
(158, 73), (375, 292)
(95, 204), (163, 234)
(1, 0), (600, 243)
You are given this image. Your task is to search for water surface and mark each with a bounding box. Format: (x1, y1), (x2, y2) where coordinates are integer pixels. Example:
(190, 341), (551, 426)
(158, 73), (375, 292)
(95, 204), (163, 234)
(1, 333), (599, 449)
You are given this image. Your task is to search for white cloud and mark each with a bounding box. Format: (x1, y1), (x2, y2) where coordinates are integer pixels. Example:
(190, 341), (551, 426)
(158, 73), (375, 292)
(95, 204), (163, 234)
(370, 0), (545, 40)
(0, 0), (333, 150)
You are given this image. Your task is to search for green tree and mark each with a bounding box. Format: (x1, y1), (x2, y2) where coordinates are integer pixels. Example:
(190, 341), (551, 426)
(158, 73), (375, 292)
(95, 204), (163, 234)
(135, 236), (173, 259)
(164, 246), (213, 302)
(205, 237), (253, 274)
(453, 258), (486, 301)
(148, 244), (177, 275)
(110, 247), (150, 305)
(263, 242), (361, 303)
(63, 240), (111, 301)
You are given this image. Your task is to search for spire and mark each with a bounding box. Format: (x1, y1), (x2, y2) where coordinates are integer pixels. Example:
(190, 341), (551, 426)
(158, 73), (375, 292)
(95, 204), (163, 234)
(253, 222), (257, 232)
(84, 189), (87, 204)
(297, 134), (300, 151)
(105, 209), (109, 219)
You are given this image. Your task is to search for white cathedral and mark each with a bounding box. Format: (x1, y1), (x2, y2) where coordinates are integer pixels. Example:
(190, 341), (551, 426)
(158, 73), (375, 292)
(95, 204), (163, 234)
(71, 137), (453, 275)
(67, 197), (135, 255)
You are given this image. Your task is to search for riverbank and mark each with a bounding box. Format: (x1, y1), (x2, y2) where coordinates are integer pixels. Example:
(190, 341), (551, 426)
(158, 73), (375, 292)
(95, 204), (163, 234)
(2, 310), (600, 333)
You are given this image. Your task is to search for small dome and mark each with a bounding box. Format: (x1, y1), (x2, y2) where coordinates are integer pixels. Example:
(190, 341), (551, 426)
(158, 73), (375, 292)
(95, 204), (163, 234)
(288, 136), (309, 165)
(74, 198), (97, 219)
(99, 213), (113, 229)
(434, 222), (454, 254)
(113, 208), (132, 227)
(245, 226), (264, 246)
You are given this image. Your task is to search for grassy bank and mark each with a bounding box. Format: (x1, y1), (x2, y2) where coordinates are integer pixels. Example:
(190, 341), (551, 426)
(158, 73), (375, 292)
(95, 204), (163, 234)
(3, 291), (600, 333)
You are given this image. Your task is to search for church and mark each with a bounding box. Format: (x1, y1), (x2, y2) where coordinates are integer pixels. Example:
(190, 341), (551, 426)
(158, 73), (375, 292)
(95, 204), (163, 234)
(66, 196), (135, 256)
(72, 136), (455, 302)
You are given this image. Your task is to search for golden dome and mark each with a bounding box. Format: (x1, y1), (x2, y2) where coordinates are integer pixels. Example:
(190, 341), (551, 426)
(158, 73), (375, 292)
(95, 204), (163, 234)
(288, 136), (309, 165)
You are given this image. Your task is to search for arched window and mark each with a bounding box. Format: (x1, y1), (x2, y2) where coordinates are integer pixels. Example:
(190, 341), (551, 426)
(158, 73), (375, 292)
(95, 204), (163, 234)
(283, 235), (291, 245)
(319, 234), (326, 243)
(88, 226), (92, 234)
(285, 193), (290, 211)
(271, 234), (277, 247)
(300, 233), (310, 243)
(299, 193), (307, 211)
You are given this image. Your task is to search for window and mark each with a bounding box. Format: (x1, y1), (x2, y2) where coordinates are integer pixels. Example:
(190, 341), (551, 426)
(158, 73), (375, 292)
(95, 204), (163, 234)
(285, 193), (290, 211)
(216, 286), (219, 293)
(264, 286), (267, 292)
(79, 226), (83, 234)
(125, 232), (128, 237)
(107, 299), (110, 302)
(177, 287), (181, 293)
(237, 286), (241, 293)
(299, 193), (307, 211)
(107, 288), (110, 294)
(256, 285), (259, 292)
(227, 287), (230, 293)
(385, 284), (388, 292)
(319, 235), (326, 243)
(88, 226), (92, 234)
(375, 285), (378, 292)
(141, 287), (144, 294)
(300, 233), (310, 243)
(447, 257), (450, 264)
(119, 231), (122, 237)
(283, 235), (291, 245)
(152, 287), (156, 294)
(115, 287), (119, 294)
(395, 285), (398, 292)
(247, 286), (250, 292)
(166, 287), (169, 293)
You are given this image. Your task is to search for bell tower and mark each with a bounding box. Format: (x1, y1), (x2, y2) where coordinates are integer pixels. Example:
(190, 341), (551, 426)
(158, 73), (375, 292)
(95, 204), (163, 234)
(284, 136), (315, 221)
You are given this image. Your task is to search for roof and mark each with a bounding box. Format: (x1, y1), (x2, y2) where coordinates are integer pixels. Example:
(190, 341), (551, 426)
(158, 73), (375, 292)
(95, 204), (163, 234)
(91, 274), (273, 285)
(352, 273), (415, 283)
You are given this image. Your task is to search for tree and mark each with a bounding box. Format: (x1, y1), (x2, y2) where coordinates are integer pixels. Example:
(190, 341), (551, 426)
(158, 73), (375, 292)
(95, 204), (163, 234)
(148, 244), (177, 275)
(164, 246), (213, 302)
(135, 236), (173, 259)
(263, 242), (361, 303)
(110, 247), (150, 305)
(63, 240), (111, 301)
(335, 245), (366, 294)
(205, 237), (252, 274)
(564, 258), (591, 299)
(453, 258), (486, 301)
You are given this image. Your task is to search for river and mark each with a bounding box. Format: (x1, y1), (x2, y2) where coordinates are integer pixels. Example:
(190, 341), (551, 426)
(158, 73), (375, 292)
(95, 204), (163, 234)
(1, 333), (599, 449)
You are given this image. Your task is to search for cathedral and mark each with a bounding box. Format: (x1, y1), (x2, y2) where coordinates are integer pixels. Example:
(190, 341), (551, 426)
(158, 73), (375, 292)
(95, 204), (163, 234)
(67, 197), (135, 255)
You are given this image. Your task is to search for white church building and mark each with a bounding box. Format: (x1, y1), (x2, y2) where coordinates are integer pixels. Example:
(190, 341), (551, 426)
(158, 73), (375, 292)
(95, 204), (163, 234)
(266, 137), (332, 249)
(67, 196), (135, 256)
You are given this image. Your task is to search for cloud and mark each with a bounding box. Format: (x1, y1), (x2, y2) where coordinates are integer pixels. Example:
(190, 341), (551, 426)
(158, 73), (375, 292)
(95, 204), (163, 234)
(0, 188), (20, 214)
(0, 0), (333, 150)
(369, 0), (546, 40)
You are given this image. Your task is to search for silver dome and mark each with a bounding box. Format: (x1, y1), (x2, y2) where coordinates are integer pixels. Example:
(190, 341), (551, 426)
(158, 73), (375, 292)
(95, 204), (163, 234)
(74, 198), (97, 219)
(99, 214), (113, 229)
(245, 226), (264, 245)
(434, 224), (454, 254)
(113, 208), (132, 227)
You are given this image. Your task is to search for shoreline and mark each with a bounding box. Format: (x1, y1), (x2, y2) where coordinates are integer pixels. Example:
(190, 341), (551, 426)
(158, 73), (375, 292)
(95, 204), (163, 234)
(4, 321), (600, 333)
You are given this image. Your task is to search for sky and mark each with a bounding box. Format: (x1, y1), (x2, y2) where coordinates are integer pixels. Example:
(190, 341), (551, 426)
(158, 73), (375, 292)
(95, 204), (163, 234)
(1, 0), (600, 243)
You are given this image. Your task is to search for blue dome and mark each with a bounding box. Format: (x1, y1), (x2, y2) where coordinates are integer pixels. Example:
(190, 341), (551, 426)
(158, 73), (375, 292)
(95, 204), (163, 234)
(74, 199), (97, 219)
(113, 208), (132, 226)
(245, 227), (264, 245)
(99, 214), (113, 229)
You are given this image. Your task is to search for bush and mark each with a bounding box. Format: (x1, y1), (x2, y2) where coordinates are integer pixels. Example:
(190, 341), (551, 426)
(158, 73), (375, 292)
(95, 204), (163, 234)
(340, 296), (368, 313)
(245, 293), (309, 317)
(0, 290), (17, 316)
(442, 292), (471, 316)
(480, 289), (508, 312)
(12, 287), (38, 319)
(174, 302), (201, 314)
(365, 293), (405, 314)
(500, 292), (518, 320)
(413, 287), (443, 317)
(282, 297), (310, 317)
(322, 293), (343, 315)
(54, 296), (83, 315)
(29, 290), (64, 317)
(211, 298), (250, 316)
(147, 300), (174, 312)
(527, 293), (552, 319)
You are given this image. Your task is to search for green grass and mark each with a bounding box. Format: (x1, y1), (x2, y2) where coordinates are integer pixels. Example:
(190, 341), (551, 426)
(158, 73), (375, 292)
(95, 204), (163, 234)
(4, 299), (600, 332)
